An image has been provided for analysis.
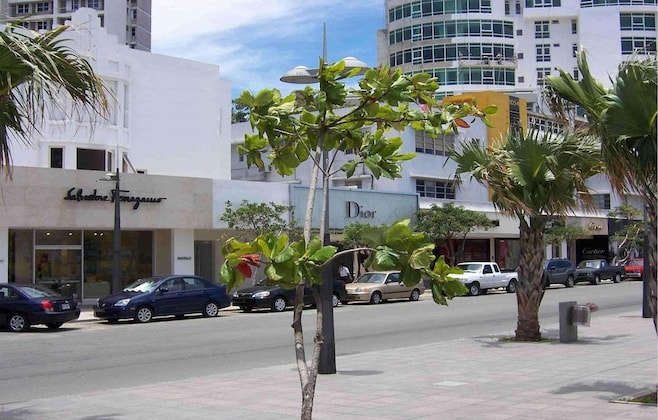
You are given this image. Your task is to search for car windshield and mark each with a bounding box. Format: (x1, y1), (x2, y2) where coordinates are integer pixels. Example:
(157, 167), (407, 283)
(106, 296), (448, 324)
(354, 273), (387, 284)
(255, 278), (277, 286)
(123, 277), (162, 293)
(577, 260), (601, 269)
(456, 263), (482, 273)
(17, 285), (60, 298)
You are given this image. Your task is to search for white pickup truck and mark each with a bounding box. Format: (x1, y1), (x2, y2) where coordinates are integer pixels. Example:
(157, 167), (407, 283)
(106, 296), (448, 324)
(449, 262), (518, 296)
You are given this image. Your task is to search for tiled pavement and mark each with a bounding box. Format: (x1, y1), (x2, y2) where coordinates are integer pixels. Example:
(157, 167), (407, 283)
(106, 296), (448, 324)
(0, 309), (656, 419)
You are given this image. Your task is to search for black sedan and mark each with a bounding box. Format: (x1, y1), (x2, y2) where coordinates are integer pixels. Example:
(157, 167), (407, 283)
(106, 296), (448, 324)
(231, 278), (347, 312)
(94, 275), (230, 323)
(0, 283), (81, 332)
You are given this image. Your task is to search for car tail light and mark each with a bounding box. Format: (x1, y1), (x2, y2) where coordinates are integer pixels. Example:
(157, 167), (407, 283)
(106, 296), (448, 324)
(41, 301), (54, 312)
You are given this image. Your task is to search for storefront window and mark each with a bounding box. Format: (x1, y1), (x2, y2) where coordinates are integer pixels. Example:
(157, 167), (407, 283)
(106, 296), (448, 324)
(496, 239), (520, 270)
(83, 230), (153, 298)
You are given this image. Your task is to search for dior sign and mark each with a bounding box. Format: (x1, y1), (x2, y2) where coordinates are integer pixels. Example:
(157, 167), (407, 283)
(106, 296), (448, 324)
(346, 201), (376, 219)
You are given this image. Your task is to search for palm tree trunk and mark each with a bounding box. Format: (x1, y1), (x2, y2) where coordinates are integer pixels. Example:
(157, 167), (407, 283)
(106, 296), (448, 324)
(515, 218), (546, 341)
(645, 196), (657, 332)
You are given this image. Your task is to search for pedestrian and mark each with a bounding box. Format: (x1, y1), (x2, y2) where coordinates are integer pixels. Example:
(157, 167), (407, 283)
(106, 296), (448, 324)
(338, 263), (353, 283)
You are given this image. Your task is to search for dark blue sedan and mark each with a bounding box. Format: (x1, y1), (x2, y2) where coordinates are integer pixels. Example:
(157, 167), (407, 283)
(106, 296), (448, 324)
(93, 275), (230, 323)
(0, 283), (81, 332)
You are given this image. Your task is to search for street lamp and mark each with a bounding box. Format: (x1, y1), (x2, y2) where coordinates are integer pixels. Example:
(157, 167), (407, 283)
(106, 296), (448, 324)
(280, 26), (368, 374)
(100, 168), (122, 294)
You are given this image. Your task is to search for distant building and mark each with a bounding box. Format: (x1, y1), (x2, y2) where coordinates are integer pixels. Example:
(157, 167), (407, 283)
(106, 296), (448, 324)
(0, 0), (152, 51)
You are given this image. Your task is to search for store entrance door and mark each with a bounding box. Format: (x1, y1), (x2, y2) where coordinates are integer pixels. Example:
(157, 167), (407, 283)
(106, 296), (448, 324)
(35, 247), (82, 299)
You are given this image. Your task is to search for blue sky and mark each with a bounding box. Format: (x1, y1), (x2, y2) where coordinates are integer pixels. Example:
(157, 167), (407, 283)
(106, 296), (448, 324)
(151, 0), (384, 98)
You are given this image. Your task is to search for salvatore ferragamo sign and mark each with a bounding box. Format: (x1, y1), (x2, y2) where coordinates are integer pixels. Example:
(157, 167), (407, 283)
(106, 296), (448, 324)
(64, 188), (166, 210)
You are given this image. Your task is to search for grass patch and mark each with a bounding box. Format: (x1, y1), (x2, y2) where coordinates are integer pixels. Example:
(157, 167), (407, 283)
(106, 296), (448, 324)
(628, 391), (657, 405)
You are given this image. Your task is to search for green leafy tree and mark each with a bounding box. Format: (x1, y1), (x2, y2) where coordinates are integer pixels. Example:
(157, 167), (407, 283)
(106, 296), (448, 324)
(231, 97), (249, 123)
(608, 202), (644, 264)
(220, 200), (300, 241)
(545, 52), (657, 330)
(543, 220), (588, 250)
(452, 128), (603, 341)
(0, 24), (109, 176)
(220, 60), (489, 418)
(415, 203), (494, 264)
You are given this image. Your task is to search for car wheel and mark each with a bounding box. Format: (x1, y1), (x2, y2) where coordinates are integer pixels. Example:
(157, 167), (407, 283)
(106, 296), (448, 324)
(134, 306), (153, 323)
(8, 314), (29, 332)
(203, 301), (220, 317)
(332, 293), (340, 307)
(506, 280), (517, 293)
(591, 275), (601, 285)
(370, 292), (383, 304)
(468, 282), (481, 296)
(565, 275), (575, 288)
(46, 322), (63, 329)
(409, 289), (421, 301)
(271, 296), (287, 312)
(613, 273), (622, 283)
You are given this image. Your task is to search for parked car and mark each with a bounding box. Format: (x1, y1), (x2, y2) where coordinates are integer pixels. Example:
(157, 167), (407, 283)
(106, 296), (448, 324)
(0, 283), (80, 332)
(231, 278), (347, 312)
(542, 258), (576, 288)
(343, 271), (425, 304)
(449, 262), (518, 296)
(93, 275), (230, 323)
(574, 259), (624, 285)
(623, 258), (644, 280)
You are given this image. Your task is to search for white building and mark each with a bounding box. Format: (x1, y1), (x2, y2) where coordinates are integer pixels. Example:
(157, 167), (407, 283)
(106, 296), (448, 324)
(379, 0), (657, 110)
(0, 0), (152, 51)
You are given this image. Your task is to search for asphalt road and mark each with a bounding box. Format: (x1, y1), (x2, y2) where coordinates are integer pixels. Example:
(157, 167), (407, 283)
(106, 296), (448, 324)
(0, 280), (646, 404)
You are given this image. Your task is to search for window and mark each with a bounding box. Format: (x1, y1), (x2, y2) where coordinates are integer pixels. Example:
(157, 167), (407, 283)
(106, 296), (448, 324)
(536, 44), (551, 62)
(535, 21), (550, 38)
(621, 37), (657, 55)
(573, 44), (578, 57)
(573, 67), (580, 80)
(35, 2), (49, 12)
(15, 3), (30, 14)
(620, 13), (656, 31)
(525, 0), (561, 6)
(35, 21), (50, 31)
(592, 194), (611, 210)
(50, 147), (63, 169)
(76, 148), (106, 171)
(72, 0), (80, 10)
(571, 19), (578, 34)
(416, 179), (456, 199)
(537, 67), (551, 86)
(415, 131), (455, 156)
(87, 0), (101, 9)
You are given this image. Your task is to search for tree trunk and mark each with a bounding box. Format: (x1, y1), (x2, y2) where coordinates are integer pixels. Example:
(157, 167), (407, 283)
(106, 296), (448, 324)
(645, 196), (657, 332)
(292, 285), (323, 419)
(515, 218), (546, 341)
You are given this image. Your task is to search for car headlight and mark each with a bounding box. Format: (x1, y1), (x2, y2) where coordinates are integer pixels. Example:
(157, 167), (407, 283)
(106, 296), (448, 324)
(354, 288), (363, 292)
(114, 298), (130, 307)
(253, 291), (270, 298)
(232, 291), (239, 298)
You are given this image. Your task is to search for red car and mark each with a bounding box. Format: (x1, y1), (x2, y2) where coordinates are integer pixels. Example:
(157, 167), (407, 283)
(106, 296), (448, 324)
(624, 258), (644, 280)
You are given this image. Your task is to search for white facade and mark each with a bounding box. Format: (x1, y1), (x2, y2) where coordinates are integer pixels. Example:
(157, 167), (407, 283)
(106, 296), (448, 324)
(379, 0), (657, 110)
(9, 9), (232, 181)
(0, 0), (152, 51)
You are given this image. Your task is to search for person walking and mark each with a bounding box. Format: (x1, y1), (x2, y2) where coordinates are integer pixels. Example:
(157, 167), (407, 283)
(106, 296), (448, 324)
(338, 263), (353, 283)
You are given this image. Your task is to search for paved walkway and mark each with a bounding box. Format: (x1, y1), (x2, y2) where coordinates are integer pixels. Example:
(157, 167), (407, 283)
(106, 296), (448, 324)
(1, 310), (656, 419)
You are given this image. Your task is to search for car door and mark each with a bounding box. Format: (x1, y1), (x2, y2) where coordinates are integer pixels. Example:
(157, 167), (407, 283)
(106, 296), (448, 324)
(152, 277), (184, 315)
(178, 277), (209, 313)
(481, 264), (496, 289)
(383, 272), (407, 299)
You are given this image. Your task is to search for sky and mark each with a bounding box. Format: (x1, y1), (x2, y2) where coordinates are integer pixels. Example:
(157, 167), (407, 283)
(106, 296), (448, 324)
(151, 0), (385, 99)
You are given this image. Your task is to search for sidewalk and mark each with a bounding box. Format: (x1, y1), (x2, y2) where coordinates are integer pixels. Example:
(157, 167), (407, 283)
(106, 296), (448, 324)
(1, 311), (656, 419)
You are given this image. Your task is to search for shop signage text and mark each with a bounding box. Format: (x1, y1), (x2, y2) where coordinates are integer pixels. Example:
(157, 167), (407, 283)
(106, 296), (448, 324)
(346, 201), (376, 219)
(64, 188), (166, 210)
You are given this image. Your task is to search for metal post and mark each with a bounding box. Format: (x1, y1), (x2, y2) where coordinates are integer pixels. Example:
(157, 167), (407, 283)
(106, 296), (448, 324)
(112, 168), (121, 294)
(319, 149), (336, 374)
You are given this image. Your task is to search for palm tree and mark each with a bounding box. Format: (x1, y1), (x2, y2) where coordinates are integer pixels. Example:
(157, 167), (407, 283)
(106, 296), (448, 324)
(452, 128), (603, 341)
(0, 23), (109, 176)
(545, 52), (657, 331)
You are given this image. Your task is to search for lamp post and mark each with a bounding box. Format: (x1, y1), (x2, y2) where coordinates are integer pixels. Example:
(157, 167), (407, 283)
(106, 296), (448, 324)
(280, 26), (368, 374)
(100, 168), (122, 294)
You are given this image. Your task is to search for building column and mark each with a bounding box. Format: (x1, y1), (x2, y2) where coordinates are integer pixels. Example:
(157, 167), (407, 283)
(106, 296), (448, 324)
(0, 227), (7, 282)
(171, 229), (194, 275)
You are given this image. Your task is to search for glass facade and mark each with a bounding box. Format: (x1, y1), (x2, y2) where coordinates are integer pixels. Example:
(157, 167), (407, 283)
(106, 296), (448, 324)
(8, 229), (153, 299)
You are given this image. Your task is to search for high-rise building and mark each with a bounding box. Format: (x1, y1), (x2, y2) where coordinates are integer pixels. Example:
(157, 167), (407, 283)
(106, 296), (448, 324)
(0, 0), (152, 51)
(379, 0), (656, 111)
